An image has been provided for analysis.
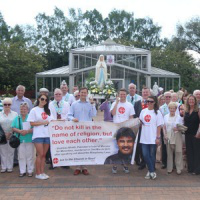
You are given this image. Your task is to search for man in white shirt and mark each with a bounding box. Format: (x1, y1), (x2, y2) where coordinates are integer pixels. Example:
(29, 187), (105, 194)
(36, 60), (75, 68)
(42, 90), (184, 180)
(110, 88), (135, 173)
(126, 83), (142, 106)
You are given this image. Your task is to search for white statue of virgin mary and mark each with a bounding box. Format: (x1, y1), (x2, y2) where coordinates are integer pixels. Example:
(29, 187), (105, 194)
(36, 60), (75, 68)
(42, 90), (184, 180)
(95, 55), (107, 89)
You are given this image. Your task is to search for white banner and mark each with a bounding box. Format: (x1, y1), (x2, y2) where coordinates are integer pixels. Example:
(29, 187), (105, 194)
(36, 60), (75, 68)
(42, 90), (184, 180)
(49, 119), (140, 167)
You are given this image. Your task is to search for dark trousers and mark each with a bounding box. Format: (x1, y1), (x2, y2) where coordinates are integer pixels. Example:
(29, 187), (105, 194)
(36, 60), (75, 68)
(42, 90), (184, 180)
(161, 129), (167, 166)
(135, 128), (145, 166)
(185, 134), (200, 173)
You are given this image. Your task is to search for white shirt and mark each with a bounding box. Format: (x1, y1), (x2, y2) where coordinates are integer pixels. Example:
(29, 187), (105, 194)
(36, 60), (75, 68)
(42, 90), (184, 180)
(139, 108), (164, 144)
(68, 95), (76, 105)
(62, 93), (73, 103)
(27, 106), (51, 139)
(110, 101), (135, 123)
(0, 110), (18, 133)
(49, 100), (70, 120)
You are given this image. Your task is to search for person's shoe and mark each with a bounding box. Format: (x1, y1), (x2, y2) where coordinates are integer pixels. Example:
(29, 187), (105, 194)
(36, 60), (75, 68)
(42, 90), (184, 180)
(74, 169), (81, 175)
(1, 169), (6, 173)
(177, 170), (182, 175)
(19, 173), (26, 177)
(28, 173), (33, 177)
(123, 166), (130, 174)
(112, 166), (117, 174)
(82, 169), (89, 175)
(42, 173), (49, 179)
(7, 169), (13, 173)
(161, 165), (167, 169)
(35, 174), (47, 180)
(167, 170), (173, 174)
(145, 171), (151, 179)
(138, 165), (146, 170)
(150, 172), (157, 180)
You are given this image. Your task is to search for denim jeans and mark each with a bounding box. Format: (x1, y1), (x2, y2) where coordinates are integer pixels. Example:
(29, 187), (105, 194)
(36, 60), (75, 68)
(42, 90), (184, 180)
(141, 144), (157, 173)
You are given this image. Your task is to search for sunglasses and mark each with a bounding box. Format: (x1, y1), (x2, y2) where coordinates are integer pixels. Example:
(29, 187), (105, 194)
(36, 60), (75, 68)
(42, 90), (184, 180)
(40, 97), (47, 102)
(4, 104), (11, 106)
(147, 100), (154, 103)
(75, 95), (80, 98)
(20, 102), (28, 106)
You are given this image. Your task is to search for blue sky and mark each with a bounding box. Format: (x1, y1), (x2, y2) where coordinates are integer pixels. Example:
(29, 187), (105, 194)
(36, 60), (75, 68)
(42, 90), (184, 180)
(0, 0), (200, 39)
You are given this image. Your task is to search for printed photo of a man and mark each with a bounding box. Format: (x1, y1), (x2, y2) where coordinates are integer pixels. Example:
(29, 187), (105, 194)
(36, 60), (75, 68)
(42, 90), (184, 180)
(104, 127), (135, 165)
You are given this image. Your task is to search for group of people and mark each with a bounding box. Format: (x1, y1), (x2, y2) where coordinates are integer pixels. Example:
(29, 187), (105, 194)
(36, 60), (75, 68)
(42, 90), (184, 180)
(0, 81), (200, 181)
(100, 84), (200, 180)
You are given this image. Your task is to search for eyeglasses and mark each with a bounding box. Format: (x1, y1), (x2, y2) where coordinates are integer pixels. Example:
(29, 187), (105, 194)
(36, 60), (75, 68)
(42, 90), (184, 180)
(20, 102), (28, 106)
(40, 98), (47, 102)
(3, 104), (11, 106)
(55, 94), (62, 96)
(75, 95), (80, 98)
(147, 100), (154, 103)
(165, 96), (171, 98)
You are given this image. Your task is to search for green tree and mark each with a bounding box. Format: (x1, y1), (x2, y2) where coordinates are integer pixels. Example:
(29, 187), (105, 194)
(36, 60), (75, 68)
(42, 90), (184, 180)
(0, 41), (46, 90)
(82, 9), (107, 45)
(151, 48), (200, 92)
(0, 12), (10, 41)
(176, 17), (200, 53)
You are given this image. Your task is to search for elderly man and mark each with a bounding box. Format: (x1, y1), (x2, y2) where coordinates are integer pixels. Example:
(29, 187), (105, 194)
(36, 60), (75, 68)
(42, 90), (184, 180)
(68, 87), (97, 175)
(134, 87), (150, 170)
(68, 86), (80, 105)
(126, 83), (142, 106)
(49, 88), (70, 120)
(11, 85), (33, 114)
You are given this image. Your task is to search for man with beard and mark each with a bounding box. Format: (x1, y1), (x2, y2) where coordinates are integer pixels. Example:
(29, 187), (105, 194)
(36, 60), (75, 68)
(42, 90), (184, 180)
(104, 127), (135, 166)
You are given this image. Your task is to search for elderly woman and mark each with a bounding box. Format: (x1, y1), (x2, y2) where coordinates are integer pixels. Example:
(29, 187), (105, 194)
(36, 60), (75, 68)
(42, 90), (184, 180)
(184, 95), (200, 175)
(163, 102), (183, 175)
(27, 94), (51, 180)
(0, 98), (18, 173)
(11, 102), (34, 177)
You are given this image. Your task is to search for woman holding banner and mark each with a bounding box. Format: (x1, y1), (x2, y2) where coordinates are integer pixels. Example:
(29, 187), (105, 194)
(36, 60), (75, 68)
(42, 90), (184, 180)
(27, 94), (51, 180)
(139, 96), (164, 180)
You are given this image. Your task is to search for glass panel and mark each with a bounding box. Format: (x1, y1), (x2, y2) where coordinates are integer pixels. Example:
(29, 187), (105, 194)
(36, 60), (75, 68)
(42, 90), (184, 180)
(125, 69), (137, 90)
(129, 55), (136, 68)
(166, 78), (173, 91)
(53, 77), (61, 90)
(74, 55), (79, 70)
(74, 73), (82, 88)
(111, 66), (124, 79)
(86, 56), (91, 68)
(116, 54), (123, 64)
(79, 55), (85, 69)
(159, 77), (165, 90)
(122, 55), (130, 66)
(136, 55), (141, 69)
(142, 56), (147, 70)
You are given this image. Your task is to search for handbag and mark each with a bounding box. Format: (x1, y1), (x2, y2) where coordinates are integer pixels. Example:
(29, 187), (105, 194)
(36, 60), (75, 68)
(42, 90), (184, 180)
(0, 124), (7, 144)
(9, 116), (21, 148)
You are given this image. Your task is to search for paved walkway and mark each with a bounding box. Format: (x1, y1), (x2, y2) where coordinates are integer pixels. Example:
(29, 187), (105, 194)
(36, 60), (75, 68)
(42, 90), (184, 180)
(1, 111), (200, 199)
(1, 165), (200, 199)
